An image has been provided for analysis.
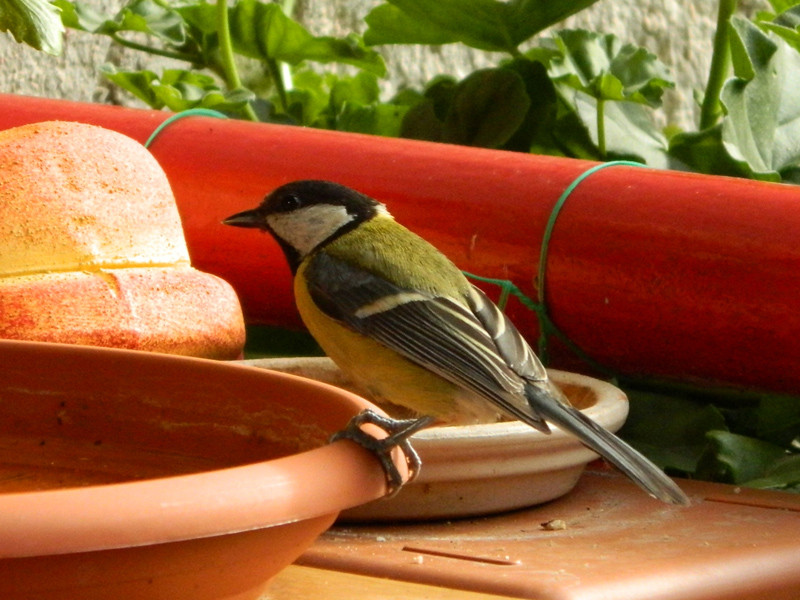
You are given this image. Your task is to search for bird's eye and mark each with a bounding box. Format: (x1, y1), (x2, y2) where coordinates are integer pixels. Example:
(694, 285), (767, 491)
(279, 194), (302, 212)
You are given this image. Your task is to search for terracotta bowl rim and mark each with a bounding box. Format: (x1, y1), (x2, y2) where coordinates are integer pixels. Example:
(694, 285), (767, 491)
(0, 340), (394, 559)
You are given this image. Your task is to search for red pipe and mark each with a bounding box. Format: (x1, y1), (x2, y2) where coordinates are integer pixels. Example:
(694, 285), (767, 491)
(2, 93), (799, 395)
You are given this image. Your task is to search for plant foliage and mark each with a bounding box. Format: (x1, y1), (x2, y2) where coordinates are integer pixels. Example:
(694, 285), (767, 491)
(1, 0), (63, 54)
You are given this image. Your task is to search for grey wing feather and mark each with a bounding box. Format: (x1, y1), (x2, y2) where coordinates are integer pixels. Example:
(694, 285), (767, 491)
(464, 286), (547, 381)
(304, 253), (550, 430)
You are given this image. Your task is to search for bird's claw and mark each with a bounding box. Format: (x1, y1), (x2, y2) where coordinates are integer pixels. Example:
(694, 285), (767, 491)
(330, 410), (435, 497)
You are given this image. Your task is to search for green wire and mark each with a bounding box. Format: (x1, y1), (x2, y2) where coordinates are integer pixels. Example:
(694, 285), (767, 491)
(144, 108), (229, 149)
(464, 160), (644, 374)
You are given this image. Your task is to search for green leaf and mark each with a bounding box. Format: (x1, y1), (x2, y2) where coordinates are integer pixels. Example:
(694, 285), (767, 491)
(336, 103), (410, 137)
(778, 165), (800, 183)
(279, 69), (405, 133)
(444, 68), (530, 147)
(550, 107), (602, 160)
(773, 3), (800, 26)
(61, 0), (385, 77)
(329, 71), (381, 110)
(500, 58), (559, 153)
(176, 2), (218, 35)
(401, 68), (530, 148)
(418, 75), (458, 120)
(754, 395), (800, 447)
(576, 95), (672, 167)
(669, 125), (768, 179)
(55, 0), (102, 31)
(767, 0), (800, 12)
(101, 66), (163, 107)
(229, 0), (385, 75)
(719, 17), (800, 181)
(364, 4), (459, 46)
(619, 390), (728, 475)
(544, 29), (674, 107)
(2, 0), (64, 54)
(505, 0), (603, 43)
(528, 30), (673, 162)
(57, 0), (185, 44)
(366, 0), (517, 52)
(729, 14), (772, 81)
(401, 97), (446, 142)
(327, 71), (408, 135)
(744, 454), (800, 491)
(283, 68), (331, 126)
(697, 431), (788, 484)
(364, 0), (601, 53)
(759, 6), (800, 54)
(101, 66), (255, 117)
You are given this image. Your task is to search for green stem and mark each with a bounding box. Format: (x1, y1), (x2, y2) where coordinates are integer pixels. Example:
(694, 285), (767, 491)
(110, 34), (196, 62)
(700, 0), (738, 130)
(265, 58), (289, 114)
(216, 0), (259, 122)
(596, 98), (606, 158)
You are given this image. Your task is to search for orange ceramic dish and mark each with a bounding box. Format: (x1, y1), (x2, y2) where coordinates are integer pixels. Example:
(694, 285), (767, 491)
(0, 340), (400, 600)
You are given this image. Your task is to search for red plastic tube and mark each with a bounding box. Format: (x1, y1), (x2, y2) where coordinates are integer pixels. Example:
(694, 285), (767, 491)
(2, 93), (800, 395)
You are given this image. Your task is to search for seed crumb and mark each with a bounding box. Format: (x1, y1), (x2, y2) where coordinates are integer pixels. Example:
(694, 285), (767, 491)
(540, 519), (568, 531)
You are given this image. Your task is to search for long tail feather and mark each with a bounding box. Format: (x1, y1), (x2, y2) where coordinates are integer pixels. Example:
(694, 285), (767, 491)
(525, 383), (690, 505)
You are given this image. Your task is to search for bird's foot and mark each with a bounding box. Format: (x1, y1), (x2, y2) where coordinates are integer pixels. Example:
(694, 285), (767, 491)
(330, 410), (435, 497)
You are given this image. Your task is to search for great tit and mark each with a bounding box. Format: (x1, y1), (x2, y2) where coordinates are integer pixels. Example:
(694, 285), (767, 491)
(224, 180), (689, 505)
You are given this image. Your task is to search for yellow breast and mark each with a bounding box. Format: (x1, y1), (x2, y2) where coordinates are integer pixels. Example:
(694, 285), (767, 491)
(293, 261), (500, 424)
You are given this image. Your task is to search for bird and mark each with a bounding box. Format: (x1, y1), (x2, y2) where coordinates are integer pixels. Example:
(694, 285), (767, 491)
(224, 180), (689, 505)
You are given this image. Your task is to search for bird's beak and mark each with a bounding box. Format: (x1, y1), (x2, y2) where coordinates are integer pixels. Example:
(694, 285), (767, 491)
(222, 208), (265, 229)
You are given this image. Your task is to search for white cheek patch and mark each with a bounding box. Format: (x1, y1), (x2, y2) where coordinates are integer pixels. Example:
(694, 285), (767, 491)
(267, 204), (355, 256)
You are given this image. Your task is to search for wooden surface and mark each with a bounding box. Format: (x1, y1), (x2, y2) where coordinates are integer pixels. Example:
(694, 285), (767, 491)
(263, 565), (508, 599)
(298, 469), (800, 600)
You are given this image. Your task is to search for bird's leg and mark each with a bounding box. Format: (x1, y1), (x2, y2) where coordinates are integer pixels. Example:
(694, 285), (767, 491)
(330, 410), (435, 497)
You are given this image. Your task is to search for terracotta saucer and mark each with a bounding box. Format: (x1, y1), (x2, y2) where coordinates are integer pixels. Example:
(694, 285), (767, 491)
(248, 357), (628, 521)
(0, 341), (403, 599)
